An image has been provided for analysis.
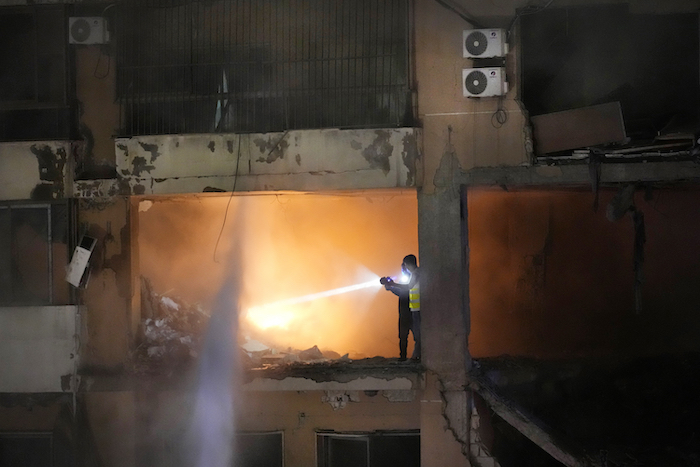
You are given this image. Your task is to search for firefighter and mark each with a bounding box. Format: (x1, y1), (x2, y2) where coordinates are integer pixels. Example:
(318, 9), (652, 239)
(380, 254), (421, 361)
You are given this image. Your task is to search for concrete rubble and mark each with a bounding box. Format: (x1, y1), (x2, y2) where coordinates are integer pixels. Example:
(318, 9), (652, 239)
(134, 278), (353, 374)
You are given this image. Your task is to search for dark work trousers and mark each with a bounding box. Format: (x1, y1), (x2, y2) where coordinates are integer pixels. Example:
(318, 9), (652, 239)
(411, 311), (421, 360)
(398, 309), (413, 359)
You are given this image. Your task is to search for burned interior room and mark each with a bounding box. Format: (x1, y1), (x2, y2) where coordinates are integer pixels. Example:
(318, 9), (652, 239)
(134, 191), (419, 367)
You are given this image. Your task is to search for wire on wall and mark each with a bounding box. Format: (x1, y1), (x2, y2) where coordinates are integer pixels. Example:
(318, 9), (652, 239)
(432, 0), (485, 29)
(491, 95), (508, 128)
(507, 0), (555, 39)
(213, 135), (243, 263)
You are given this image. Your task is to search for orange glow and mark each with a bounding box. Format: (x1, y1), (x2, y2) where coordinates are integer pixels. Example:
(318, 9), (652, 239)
(138, 191), (417, 358)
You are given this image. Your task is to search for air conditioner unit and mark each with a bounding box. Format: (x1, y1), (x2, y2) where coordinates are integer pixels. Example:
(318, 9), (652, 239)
(69, 17), (109, 45)
(463, 29), (508, 58)
(462, 67), (508, 97)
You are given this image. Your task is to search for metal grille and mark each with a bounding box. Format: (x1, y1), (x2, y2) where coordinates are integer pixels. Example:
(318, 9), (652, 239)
(0, 5), (71, 141)
(0, 202), (73, 306)
(116, 0), (412, 136)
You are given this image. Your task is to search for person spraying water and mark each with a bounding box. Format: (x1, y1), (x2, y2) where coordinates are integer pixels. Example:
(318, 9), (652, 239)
(380, 254), (421, 361)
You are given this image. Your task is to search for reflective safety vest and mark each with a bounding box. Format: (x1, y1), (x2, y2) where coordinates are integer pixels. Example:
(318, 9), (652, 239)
(409, 282), (420, 312)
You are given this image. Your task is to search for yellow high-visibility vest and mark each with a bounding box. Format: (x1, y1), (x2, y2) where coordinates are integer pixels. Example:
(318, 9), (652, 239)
(409, 282), (420, 311)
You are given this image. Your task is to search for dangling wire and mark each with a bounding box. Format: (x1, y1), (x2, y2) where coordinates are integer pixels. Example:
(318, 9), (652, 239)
(213, 135), (242, 263)
(491, 95), (508, 128)
(507, 0), (556, 40)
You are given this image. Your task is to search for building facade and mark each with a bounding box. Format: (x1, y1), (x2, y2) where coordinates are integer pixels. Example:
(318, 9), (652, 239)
(2, 0), (700, 466)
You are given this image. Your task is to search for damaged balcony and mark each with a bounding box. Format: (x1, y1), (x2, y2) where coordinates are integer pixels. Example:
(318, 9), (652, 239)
(131, 277), (423, 394)
(74, 188), (424, 398)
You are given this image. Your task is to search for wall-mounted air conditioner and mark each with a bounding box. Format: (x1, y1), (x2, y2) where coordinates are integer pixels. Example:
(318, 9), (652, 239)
(463, 29), (508, 58)
(462, 68), (508, 97)
(69, 17), (109, 44)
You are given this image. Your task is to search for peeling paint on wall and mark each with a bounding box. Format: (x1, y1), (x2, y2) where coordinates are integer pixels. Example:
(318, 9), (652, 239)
(31, 144), (64, 182)
(402, 132), (419, 186)
(138, 142), (161, 163)
(362, 130), (393, 174)
(112, 128), (418, 194)
(78, 121), (96, 166)
(117, 143), (131, 177)
(254, 134), (289, 163)
(131, 156), (156, 178)
(29, 144), (66, 199)
(60, 374), (72, 392)
(433, 128), (462, 198)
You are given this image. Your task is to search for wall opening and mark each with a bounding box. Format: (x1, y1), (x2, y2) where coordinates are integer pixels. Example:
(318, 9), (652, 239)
(521, 5), (699, 144)
(467, 186), (700, 466)
(468, 186), (700, 359)
(136, 190), (418, 364)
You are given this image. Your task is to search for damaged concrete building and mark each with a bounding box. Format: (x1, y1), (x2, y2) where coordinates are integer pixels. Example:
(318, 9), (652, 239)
(2, 0), (700, 466)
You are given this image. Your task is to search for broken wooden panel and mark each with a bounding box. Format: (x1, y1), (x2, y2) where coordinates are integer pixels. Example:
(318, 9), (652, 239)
(531, 102), (626, 155)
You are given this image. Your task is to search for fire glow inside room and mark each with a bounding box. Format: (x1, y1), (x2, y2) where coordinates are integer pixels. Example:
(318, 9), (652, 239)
(136, 190), (418, 360)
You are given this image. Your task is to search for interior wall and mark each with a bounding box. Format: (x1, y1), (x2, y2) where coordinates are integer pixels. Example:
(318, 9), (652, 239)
(469, 187), (700, 358)
(137, 191), (418, 359)
(79, 197), (133, 371)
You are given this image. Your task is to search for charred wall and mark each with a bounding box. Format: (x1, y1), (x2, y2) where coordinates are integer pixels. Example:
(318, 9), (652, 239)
(469, 187), (700, 358)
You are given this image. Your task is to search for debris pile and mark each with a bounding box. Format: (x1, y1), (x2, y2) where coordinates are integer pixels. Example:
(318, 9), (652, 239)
(132, 278), (210, 374)
(239, 340), (351, 370)
(133, 278), (353, 374)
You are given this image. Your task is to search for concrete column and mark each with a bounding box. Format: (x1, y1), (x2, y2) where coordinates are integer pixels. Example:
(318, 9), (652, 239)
(418, 186), (471, 466)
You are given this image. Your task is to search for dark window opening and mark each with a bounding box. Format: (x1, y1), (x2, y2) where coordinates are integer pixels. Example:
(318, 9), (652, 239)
(116, 0), (413, 136)
(521, 5), (699, 144)
(0, 5), (72, 141)
(0, 202), (74, 306)
(0, 433), (53, 467)
(237, 432), (283, 467)
(317, 431), (420, 467)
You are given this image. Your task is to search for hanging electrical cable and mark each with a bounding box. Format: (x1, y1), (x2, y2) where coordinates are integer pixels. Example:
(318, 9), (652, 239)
(432, 0), (485, 29)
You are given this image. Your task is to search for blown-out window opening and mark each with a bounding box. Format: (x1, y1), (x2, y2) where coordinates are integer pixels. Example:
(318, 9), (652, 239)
(0, 201), (74, 306)
(116, 0), (412, 136)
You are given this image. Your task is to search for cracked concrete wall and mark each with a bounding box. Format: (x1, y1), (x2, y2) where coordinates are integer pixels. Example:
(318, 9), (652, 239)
(0, 141), (73, 200)
(113, 128), (420, 195)
(418, 185), (471, 467)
